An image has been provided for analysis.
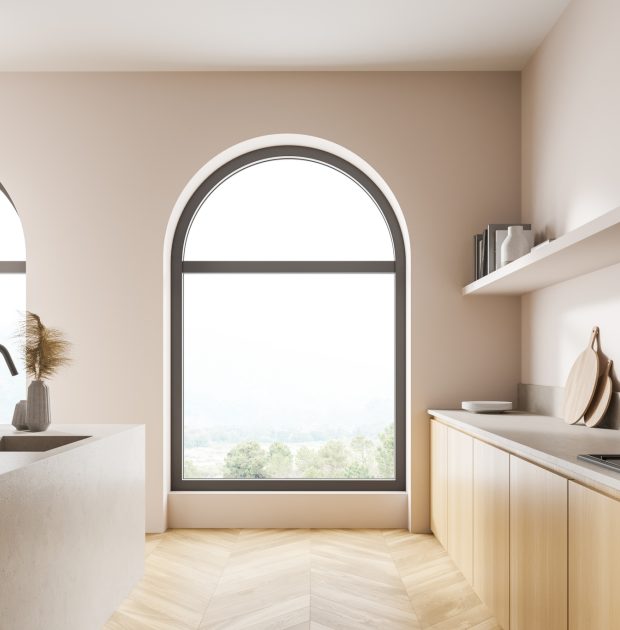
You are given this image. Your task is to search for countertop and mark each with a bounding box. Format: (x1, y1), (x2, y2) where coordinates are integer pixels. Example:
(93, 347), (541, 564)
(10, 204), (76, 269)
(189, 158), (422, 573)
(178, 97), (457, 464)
(429, 409), (620, 497)
(0, 423), (141, 476)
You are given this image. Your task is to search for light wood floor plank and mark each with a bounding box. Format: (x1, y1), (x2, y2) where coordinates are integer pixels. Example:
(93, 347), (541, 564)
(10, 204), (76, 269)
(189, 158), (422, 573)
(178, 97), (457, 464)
(105, 528), (499, 630)
(145, 533), (166, 558)
(311, 594), (419, 630)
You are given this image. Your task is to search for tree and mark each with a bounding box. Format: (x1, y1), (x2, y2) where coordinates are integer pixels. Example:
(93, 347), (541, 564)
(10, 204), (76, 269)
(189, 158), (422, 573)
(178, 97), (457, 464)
(343, 435), (375, 479)
(344, 461), (371, 478)
(375, 424), (395, 478)
(295, 445), (321, 478)
(317, 440), (348, 478)
(223, 441), (268, 479)
(265, 442), (293, 478)
(351, 435), (375, 469)
(184, 458), (204, 479)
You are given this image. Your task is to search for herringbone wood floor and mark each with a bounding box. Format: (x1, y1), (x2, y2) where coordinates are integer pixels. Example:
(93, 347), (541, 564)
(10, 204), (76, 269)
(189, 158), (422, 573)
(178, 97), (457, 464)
(104, 529), (500, 630)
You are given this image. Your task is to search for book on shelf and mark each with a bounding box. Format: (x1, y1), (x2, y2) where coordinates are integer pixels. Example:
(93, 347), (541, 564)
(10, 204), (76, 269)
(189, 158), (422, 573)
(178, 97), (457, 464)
(473, 234), (483, 280)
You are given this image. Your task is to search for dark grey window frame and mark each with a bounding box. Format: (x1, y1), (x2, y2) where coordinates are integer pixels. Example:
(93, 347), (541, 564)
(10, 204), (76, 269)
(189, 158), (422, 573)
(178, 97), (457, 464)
(171, 146), (406, 491)
(0, 182), (26, 274)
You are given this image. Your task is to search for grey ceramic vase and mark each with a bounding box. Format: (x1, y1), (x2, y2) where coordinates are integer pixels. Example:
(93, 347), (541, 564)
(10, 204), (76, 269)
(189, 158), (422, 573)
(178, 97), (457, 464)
(26, 379), (51, 432)
(11, 400), (28, 431)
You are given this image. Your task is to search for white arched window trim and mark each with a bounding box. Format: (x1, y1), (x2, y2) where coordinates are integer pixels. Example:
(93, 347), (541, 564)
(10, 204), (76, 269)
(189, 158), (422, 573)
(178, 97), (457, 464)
(168, 140), (409, 493)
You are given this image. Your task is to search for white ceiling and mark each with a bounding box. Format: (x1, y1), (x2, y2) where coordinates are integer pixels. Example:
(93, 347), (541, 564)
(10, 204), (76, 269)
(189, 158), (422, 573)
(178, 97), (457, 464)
(0, 0), (570, 71)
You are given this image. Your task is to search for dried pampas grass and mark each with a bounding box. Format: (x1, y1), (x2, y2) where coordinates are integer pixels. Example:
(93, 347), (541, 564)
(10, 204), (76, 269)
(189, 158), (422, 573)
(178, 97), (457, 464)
(19, 311), (71, 381)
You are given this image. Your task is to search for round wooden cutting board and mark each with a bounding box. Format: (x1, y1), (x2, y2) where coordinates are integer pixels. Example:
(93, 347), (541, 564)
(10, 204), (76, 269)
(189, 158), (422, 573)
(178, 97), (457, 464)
(563, 327), (600, 425)
(585, 359), (613, 428)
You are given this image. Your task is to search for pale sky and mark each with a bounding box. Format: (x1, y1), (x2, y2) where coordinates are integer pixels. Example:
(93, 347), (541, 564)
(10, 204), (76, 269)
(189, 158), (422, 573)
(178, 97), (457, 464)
(182, 158), (396, 442)
(183, 273), (395, 437)
(184, 158), (395, 261)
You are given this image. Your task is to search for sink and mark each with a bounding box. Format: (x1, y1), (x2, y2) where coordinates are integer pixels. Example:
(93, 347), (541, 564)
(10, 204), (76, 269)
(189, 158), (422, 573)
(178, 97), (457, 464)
(0, 435), (90, 452)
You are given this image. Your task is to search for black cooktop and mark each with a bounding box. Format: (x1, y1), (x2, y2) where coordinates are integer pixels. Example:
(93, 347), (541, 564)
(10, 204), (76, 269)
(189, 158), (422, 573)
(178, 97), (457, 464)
(578, 454), (620, 473)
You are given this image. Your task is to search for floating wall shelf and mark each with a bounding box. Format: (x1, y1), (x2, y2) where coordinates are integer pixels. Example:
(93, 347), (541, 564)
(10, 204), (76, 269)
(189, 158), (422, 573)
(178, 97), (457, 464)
(463, 206), (620, 296)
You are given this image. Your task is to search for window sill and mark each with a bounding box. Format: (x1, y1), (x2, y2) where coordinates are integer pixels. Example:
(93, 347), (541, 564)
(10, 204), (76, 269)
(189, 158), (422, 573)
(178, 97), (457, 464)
(167, 490), (408, 528)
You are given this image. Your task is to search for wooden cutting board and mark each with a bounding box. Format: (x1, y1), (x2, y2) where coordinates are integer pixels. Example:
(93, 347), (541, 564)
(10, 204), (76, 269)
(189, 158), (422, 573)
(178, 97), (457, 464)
(584, 359), (614, 428)
(563, 327), (600, 424)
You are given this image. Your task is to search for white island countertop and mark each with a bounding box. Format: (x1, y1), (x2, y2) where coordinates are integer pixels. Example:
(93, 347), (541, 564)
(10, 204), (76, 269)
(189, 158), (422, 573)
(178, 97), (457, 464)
(0, 423), (141, 475)
(429, 409), (620, 498)
(0, 422), (144, 630)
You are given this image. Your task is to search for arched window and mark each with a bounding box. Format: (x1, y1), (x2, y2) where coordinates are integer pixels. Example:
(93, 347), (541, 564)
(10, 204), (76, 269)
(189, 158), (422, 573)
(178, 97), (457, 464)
(0, 183), (26, 419)
(171, 146), (405, 490)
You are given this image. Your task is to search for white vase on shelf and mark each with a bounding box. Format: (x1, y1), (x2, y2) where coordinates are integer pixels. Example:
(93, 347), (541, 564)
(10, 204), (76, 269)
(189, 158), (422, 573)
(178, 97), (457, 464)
(500, 225), (530, 267)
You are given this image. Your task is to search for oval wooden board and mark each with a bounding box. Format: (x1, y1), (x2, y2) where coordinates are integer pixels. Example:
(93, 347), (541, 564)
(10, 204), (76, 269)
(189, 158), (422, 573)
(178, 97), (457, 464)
(584, 360), (613, 428)
(563, 327), (600, 424)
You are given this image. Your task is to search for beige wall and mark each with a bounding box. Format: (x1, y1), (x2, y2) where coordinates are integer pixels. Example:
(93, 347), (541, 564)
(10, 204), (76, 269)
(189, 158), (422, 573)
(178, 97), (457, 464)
(522, 0), (620, 391)
(0, 72), (521, 532)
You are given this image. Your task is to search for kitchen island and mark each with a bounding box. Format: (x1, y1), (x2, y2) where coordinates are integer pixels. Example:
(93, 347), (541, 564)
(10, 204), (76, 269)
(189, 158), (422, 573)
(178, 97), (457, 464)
(0, 423), (144, 630)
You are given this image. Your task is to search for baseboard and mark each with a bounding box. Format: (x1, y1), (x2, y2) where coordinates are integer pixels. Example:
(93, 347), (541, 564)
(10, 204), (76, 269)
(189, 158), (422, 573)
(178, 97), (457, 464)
(167, 491), (409, 529)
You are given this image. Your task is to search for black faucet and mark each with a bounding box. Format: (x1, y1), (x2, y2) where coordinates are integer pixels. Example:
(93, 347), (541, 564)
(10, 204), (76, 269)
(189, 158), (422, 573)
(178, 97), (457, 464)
(0, 344), (18, 376)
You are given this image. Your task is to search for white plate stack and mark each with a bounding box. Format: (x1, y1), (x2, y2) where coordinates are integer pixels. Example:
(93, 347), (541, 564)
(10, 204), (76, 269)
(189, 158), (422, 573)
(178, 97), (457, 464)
(461, 401), (513, 413)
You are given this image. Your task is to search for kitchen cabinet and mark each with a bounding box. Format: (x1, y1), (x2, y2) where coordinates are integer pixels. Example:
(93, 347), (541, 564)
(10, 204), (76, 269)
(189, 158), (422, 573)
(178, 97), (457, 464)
(447, 427), (473, 582)
(569, 481), (620, 630)
(429, 411), (620, 630)
(473, 440), (509, 630)
(430, 419), (448, 548)
(510, 455), (567, 630)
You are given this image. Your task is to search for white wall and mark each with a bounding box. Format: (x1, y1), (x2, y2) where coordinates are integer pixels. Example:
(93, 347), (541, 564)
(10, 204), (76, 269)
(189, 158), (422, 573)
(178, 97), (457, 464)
(0, 72), (521, 532)
(522, 0), (620, 392)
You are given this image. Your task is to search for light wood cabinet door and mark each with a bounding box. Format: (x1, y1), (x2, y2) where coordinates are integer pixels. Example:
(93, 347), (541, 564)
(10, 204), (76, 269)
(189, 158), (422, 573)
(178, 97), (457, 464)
(510, 456), (567, 630)
(569, 482), (620, 630)
(430, 419), (448, 548)
(447, 427), (473, 583)
(473, 440), (509, 630)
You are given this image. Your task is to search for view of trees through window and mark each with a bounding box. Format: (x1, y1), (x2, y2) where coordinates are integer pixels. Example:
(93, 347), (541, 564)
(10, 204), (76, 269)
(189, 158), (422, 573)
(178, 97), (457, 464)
(184, 423), (394, 479)
(177, 154), (400, 484)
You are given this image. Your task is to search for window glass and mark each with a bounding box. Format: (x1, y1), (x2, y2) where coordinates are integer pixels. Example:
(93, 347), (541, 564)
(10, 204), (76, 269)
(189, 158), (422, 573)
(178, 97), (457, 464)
(184, 159), (394, 261)
(0, 190), (26, 420)
(183, 273), (395, 480)
(0, 191), (26, 260)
